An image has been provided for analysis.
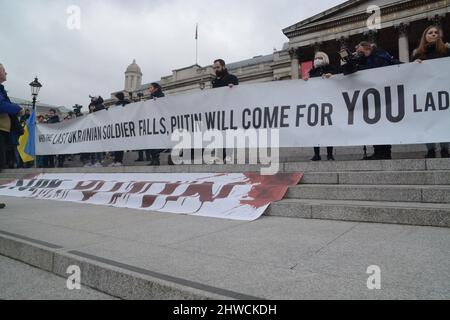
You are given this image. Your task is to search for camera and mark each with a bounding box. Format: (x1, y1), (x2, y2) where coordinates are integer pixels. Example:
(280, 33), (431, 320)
(72, 104), (83, 117)
(339, 49), (365, 75)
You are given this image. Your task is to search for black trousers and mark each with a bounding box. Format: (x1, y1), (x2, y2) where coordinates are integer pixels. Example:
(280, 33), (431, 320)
(373, 145), (392, 155)
(114, 151), (124, 163)
(0, 131), (10, 169)
(44, 155), (55, 168)
(138, 150), (151, 161)
(314, 147), (333, 156)
(150, 149), (163, 160)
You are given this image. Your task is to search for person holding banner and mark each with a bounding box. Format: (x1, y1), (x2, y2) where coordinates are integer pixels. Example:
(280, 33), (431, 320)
(304, 51), (337, 161)
(43, 109), (60, 168)
(212, 59), (239, 88)
(109, 92), (130, 167)
(147, 83), (165, 166)
(212, 59), (239, 164)
(341, 42), (399, 160)
(412, 25), (450, 159)
(86, 96), (106, 167)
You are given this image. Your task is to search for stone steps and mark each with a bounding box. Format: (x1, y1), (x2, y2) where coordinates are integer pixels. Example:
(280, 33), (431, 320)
(286, 184), (450, 204)
(1, 158), (449, 228)
(2, 158), (450, 174)
(266, 199), (450, 228)
(301, 171), (450, 185)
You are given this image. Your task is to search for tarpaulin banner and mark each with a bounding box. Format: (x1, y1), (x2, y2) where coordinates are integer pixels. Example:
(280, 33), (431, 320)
(0, 173), (302, 221)
(36, 58), (450, 155)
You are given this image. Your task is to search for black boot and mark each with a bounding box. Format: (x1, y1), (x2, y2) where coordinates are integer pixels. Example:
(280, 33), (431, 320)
(425, 149), (436, 159)
(0, 203), (5, 209)
(327, 147), (335, 161)
(311, 148), (321, 162)
(441, 149), (450, 158)
(148, 159), (160, 166)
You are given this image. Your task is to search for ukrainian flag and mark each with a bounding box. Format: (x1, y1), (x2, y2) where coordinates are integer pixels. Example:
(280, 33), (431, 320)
(18, 110), (36, 163)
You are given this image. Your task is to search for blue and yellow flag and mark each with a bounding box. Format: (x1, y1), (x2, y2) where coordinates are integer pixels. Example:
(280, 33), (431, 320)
(18, 110), (36, 163)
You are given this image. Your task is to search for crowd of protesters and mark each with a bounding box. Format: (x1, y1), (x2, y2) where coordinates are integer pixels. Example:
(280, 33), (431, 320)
(0, 25), (449, 172)
(304, 25), (450, 161)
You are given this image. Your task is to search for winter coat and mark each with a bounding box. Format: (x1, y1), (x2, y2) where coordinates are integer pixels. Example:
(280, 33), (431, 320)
(212, 70), (239, 88)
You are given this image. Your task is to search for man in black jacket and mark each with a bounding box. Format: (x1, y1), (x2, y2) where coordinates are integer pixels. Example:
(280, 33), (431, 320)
(342, 42), (400, 160)
(211, 59), (239, 163)
(212, 59), (239, 88)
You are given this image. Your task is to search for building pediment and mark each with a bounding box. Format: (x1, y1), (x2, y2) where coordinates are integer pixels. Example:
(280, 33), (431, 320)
(283, 0), (415, 37)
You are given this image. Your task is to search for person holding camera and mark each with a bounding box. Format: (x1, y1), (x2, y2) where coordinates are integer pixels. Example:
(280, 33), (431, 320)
(412, 25), (450, 159)
(304, 51), (337, 161)
(341, 42), (399, 160)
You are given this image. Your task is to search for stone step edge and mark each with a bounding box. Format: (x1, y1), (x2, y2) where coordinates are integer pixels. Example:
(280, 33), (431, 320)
(1, 169), (450, 177)
(1, 158), (450, 174)
(267, 199), (450, 228)
(289, 184), (450, 190)
(0, 232), (260, 300)
(275, 198), (450, 210)
(285, 185), (450, 204)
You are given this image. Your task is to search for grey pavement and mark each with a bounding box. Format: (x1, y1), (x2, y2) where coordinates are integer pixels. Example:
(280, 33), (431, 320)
(0, 196), (449, 299)
(0, 254), (117, 300)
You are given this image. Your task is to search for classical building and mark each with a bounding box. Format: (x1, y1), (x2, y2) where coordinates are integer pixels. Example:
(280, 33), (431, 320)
(107, 0), (449, 106)
(10, 97), (71, 116)
(285, 0), (450, 77)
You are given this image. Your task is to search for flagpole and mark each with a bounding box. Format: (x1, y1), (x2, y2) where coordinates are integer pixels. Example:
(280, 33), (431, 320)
(195, 23), (198, 65)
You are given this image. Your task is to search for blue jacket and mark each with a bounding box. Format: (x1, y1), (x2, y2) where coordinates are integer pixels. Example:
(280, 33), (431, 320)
(0, 84), (22, 115)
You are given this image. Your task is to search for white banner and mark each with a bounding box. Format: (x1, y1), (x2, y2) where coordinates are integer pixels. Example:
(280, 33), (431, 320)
(0, 173), (302, 221)
(36, 58), (450, 155)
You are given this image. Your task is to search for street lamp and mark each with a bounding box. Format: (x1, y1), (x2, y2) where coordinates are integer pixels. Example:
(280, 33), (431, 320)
(29, 77), (42, 110)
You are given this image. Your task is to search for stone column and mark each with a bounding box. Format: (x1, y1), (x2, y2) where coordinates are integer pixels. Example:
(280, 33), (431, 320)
(289, 47), (300, 80)
(397, 23), (410, 63)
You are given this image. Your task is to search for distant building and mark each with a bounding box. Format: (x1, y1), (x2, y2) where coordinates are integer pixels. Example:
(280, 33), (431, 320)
(10, 97), (71, 116)
(106, 0), (450, 106)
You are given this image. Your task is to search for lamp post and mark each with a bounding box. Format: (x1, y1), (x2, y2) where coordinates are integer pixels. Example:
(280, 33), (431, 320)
(29, 77), (42, 169)
(29, 77), (42, 110)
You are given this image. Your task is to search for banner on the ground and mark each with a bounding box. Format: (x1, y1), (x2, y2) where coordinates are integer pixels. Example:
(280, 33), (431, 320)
(0, 173), (302, 221)
(36, 58), (450, 155)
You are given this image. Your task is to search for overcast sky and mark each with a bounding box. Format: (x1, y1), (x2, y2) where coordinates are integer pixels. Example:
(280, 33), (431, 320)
(0, 0), (346, 109)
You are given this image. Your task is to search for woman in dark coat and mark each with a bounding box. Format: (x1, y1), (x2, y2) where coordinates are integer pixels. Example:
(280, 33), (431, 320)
(412, 25), (450, 159)
(304, 51), (337, 161)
